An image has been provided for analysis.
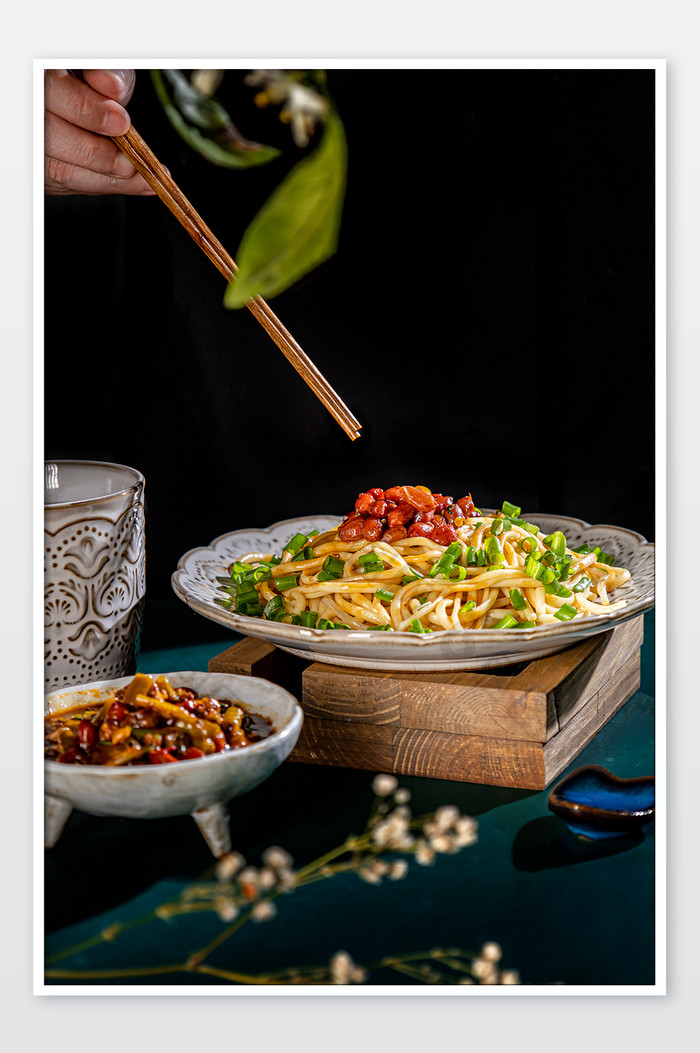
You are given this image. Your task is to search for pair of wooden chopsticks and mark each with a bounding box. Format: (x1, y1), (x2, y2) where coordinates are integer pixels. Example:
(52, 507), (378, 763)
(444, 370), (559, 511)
(67, 71), (362, 441)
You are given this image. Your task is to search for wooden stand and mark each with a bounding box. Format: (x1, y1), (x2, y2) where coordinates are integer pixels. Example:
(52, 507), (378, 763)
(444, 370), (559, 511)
(209, 617), (643, 791)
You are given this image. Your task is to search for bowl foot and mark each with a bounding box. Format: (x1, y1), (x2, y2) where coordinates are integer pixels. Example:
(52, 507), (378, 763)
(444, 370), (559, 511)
(191, 803), (232, 858)
(45, 795), (73, 848)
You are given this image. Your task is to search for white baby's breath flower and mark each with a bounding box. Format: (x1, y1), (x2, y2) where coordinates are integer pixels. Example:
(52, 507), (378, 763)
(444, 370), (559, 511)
(257, 867), (278, 890)
(372, 774), (399, 797)
(453, 816), (478, 846)
(214, 896), (239, 922)
(481, 942), (502, 962)
(415, 843), (435, 866)
(330, 950), (365, 985)
(261, 845), (294, 871)
(428, 834), (454, 854)
(251, 900), (277, 922)
(394, 788), (411, 804)
(216, 851), (245, 882)
(433, 805), (460, 831)
(276, 867), (297, 891)
(388, 859), (409, 880)
(500, 970), (521, 985)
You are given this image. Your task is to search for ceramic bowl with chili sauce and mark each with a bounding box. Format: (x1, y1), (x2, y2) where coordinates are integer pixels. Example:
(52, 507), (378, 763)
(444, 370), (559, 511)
(44, 670), (303, 858)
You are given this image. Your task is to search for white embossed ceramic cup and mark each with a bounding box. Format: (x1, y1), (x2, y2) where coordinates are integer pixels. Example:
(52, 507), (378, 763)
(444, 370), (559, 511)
(44, 461), (146, 691)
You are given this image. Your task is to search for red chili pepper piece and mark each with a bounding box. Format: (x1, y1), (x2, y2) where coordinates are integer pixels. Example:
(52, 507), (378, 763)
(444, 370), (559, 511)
(368, 499), (388, 517)
(181, 747), (205, 760)
(57, 747), (83, 764)
(387, 501), (416, 527)
(148, 748), (178, 764)
(366, 487), (385, 500)
(384, 486), (437, 513)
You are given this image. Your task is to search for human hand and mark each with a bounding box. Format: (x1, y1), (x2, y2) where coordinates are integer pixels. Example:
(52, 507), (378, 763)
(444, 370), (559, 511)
(45, 69), (156, 196)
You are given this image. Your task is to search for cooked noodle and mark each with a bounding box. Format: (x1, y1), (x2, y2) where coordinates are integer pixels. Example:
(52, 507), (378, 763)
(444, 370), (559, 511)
(219, 503), (631, 632)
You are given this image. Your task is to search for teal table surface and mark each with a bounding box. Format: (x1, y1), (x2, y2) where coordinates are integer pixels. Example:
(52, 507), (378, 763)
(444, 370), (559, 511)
(44, 613), (656, 988)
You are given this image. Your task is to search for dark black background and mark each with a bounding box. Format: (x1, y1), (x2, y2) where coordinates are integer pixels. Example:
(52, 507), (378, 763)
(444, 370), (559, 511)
(44, 68), (655, 649)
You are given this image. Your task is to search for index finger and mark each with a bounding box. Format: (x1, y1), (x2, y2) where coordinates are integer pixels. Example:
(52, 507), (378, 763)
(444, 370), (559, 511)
(45, 69), (131, 138)
(81, 69), (137, 107)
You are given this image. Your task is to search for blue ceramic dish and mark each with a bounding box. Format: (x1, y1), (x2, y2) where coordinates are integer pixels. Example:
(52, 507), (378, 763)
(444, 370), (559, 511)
(548, 765), (654, 840)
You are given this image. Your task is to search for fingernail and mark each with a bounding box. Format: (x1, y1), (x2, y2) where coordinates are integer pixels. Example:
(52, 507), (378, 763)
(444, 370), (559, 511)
(104, 107), (129, 136)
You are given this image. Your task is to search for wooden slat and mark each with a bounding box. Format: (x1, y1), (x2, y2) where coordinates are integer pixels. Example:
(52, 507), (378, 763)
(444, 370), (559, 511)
(543, 650), (641, 785)
(544, 616), (643, 740)
(289, 718), (394, 770)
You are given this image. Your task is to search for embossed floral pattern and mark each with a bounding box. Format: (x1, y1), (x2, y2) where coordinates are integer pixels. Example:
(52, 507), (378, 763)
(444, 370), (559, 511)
(45, 490), (145, 689)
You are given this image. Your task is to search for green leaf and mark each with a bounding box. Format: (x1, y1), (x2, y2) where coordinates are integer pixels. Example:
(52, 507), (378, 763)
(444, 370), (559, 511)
(150, 70), (280, 169)
(224, 109), (347, 307)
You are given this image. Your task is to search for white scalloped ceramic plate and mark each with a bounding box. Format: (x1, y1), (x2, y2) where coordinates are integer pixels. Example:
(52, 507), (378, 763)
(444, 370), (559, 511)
(172, 514), (655, 671)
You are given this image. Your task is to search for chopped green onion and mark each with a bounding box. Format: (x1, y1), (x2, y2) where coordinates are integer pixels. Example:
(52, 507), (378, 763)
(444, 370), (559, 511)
(573, 576), (591, 593)
(359, 552), (382, 567)
(375, 588), (395, 603)
(522, 522), (540, 534)
(264, 596), (284, 619)
(317, 618), (333, 630)
(299, 610), (319, 628)
(543, 530), (567, 556)
(510, 588), (527, 610)
(317, 555), (344, 581)
(491, 518), (504, 536)
(428, 542), (462, 579)
(331, 623), (352, 630)
(502, 500), (522, 518)
(484, 536), (504, 565)
(515, 620), (537, 628)
(367, 624), (392, 631)
(520, 536), (539, 554)
(307, 530), (320, 538)
(409, 619), (431, 633)
(214, 597), (232, 609)
(401, 572), (423, 585)
(460, 600), (476, 614)
(594, 547), (615, 566)
(495, 613), (518, 629)
(554, 603), (578, 621)
(275, 574), (300, 591)
(572, 543), (592, 554)
(476, 549), (488, 567)
(525, 554), (541, 579)
(544, 581), (572, 597)
(269, 555), (282, 566)
(284, 532), (310, 558)
(447, 564), (467, 581)
(465, 546), (478, 565)
(557, 556), (572, 580)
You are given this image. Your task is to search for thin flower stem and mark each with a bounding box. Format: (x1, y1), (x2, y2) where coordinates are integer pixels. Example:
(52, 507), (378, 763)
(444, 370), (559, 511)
(45, 910), (161, 966)
(185, 906), (254, 964)
(293, 837), (363, 880)
(45, 963), (188, 980)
